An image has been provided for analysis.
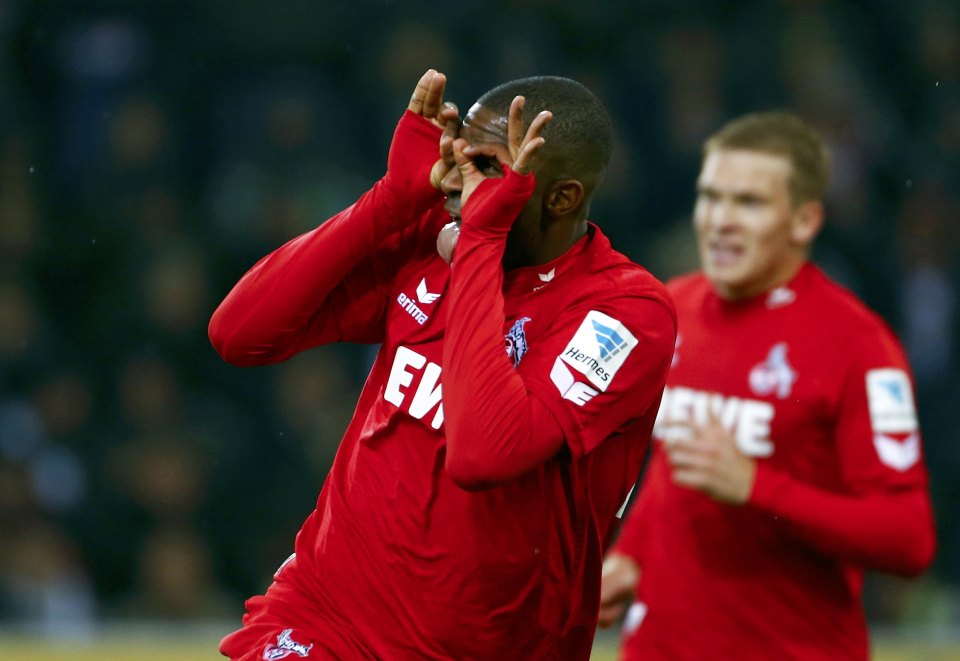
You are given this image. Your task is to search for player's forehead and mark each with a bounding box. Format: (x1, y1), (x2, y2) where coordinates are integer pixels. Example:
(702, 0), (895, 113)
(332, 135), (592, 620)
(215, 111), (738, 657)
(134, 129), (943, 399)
(698, 148), (792, 196)
(462, 103), (508, 146)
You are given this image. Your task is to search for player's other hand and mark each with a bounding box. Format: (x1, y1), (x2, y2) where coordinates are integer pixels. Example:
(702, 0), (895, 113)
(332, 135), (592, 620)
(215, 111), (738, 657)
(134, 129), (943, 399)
(660, 411), (757, 505)
(408, 69), (462, 190)
(598, 552), (640, 628)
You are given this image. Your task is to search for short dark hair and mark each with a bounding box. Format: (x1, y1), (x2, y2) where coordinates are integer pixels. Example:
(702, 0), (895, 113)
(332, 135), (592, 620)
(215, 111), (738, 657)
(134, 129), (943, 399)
(704, 111), (831, 206)
(478, 76), (613, 194)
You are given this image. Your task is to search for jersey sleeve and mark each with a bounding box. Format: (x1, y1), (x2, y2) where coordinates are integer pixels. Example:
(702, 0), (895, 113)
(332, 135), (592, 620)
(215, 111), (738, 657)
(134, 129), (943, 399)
(518, 296), (676, 459)
(833, 325), (927, 489)
(209, 112), (444, 365)
(441, 167), (675, 489)
(748, 322), (936, 575)
(611, 446), (668, 562)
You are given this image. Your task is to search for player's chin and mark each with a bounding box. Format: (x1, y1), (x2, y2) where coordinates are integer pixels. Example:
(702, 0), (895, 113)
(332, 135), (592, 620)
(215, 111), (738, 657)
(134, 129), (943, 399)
(437, 220), (460, 264)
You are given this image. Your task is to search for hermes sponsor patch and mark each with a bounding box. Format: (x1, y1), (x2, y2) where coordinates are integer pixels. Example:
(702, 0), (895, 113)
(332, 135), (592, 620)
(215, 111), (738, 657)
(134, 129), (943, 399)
(559, 311), (637, 392)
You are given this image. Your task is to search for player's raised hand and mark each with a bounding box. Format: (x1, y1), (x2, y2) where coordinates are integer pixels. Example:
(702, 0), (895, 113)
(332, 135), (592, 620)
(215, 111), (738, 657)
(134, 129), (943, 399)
(598, 553), (641, 628)
(661, 410), (757, 505)
(506, 95), (552, 175)
(409, 69), (450, 126)
(408, 70), (462, 191)
(451, 96), (552, 207)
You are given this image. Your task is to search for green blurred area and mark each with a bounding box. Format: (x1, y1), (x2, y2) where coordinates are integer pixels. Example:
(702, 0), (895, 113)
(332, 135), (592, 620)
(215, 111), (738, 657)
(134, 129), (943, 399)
(0, 629), (959, 661)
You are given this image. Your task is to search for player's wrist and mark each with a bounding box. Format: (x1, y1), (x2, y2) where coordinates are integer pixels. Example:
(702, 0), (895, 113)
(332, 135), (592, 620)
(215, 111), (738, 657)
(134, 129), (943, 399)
(385, 111), (445, 202)
(459, 166), (536, 236)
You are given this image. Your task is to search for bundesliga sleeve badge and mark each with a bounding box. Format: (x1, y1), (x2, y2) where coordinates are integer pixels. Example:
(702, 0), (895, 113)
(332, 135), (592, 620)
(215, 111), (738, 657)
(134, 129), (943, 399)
(866, 368), (920, 471)
(558, 310), (638, 392)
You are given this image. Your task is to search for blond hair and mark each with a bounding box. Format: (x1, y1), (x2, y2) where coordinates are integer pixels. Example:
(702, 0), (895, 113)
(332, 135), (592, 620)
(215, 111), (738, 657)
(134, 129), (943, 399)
(704, 111), (831, 206)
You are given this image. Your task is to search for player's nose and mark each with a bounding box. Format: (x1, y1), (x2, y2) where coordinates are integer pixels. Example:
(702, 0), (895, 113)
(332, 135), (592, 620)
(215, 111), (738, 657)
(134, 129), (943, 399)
(440, 166), (462, 197)
(704, 200), (738, 232)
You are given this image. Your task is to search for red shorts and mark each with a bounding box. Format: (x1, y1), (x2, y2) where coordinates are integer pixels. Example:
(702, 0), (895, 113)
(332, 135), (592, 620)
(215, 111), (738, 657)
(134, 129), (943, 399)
(219, 564), (371, 660)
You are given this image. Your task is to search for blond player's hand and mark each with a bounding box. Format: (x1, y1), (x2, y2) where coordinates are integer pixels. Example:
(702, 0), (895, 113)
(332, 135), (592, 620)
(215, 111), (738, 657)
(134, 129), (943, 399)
(661, 410), (757, 505)
(598, 552), (641, 628)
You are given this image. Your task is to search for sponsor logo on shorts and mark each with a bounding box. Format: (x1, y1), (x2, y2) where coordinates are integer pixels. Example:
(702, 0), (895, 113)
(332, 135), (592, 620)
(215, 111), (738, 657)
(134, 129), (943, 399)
(263, 629), (313, 659)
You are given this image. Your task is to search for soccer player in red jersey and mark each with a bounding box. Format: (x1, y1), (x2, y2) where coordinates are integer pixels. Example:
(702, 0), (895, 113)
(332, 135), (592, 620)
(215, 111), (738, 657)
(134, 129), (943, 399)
(598, 112), (936, 660)
(209, 69), (676, 660)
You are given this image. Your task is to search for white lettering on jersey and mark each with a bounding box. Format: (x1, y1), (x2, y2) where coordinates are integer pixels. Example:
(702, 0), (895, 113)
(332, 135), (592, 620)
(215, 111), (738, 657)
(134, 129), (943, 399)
(873, 432), (920, 472)
(384, 346), (444, 429)
(396, 293), (429, 325)
(559, 310), (638, 392)
(655, 386), (775, 457)
(866, 368), (918, 433)
(550, 358), (598, 407)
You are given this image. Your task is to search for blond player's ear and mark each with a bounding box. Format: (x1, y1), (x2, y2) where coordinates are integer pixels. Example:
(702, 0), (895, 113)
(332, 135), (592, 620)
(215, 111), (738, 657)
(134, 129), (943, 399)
(791, 200), (824, 246)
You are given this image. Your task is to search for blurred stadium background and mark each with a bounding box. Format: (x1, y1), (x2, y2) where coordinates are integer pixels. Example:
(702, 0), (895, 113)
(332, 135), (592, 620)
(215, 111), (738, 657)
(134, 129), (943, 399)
(0, 0), (958, 659)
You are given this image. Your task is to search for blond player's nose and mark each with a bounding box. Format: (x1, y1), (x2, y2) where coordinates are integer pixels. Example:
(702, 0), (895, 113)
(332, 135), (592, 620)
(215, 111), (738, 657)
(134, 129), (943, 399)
(705, 200), (737, 232)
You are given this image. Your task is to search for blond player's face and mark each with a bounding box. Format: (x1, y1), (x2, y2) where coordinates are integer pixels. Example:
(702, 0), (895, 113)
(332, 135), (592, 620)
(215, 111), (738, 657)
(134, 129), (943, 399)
(693, 149), (809, 301)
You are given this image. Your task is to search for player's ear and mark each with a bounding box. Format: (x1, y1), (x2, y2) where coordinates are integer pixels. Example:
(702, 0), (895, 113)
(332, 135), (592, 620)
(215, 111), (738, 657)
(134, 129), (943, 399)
(544, 179), (585, 219)
(791, 200), (824, 246)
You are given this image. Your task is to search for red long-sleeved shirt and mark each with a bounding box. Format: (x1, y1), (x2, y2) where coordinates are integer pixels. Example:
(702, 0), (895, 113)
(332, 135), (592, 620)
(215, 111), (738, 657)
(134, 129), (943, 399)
(613, 265), (936, 661)
(213, 111), (677, 660)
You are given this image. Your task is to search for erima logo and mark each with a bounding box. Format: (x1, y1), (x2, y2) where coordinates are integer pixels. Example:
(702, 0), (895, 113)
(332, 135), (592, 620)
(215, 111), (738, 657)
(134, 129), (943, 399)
(655, 386), (775, 457)
(397, 293), (429, 325)
(416, 278), (440, 304)
(533, 268), (556, 292)
(765, 286), (796, 309)
(262, 629), (313, 660)
(396, 278), (441, 326)
(748, 342), (797, 399)
(560, 311), (637, 392)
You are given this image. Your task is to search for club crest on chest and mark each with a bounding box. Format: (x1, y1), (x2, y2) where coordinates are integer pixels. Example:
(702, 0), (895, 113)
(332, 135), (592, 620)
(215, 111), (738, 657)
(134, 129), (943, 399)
(749, 342), (797, 399)
(505, 317), (532, 368)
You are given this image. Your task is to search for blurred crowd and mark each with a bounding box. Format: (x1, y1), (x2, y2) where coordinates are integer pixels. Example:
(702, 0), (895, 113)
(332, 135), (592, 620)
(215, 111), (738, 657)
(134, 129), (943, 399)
(0, 0), (957, 636)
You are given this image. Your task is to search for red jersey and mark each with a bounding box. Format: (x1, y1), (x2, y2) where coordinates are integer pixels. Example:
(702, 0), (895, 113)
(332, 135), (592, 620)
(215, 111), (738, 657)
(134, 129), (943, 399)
(210, 112), (677, 660)
(614, 264), (936, 661)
